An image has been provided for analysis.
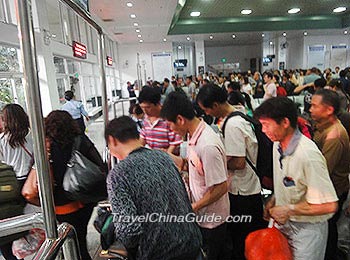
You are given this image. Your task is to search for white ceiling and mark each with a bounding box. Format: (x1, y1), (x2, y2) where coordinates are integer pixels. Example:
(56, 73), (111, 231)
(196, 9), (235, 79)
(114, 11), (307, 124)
(89, 0), (350, 47)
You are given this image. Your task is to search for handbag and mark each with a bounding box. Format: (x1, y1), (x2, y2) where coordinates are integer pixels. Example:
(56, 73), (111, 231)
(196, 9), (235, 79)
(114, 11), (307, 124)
(63, 136), (107, 203)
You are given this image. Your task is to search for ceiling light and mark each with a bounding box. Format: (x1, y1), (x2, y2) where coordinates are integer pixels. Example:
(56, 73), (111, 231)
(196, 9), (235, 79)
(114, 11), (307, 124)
(135, 29), (140, 33)
(137, 34), (142, 38)
(282, 32), (287, 37)
(190, 11), (201, 17)
(163, 38), (167, 42)
(303, 31), (308, 36)
(288, 8), (300, 14)
(133, 22), (138, 27)
(344, 30), (348, 35)
(130, 14), (136, 18)
(139, 39), (143, 43)
(178, 46), (182, 49)
(51, 34), (56, 38)
(241, 9), (252, 15)
(261, 33), (265, 37)
(126, 2), (133, 7)
(209, 35), (214, 39)
(232, 34), (236, 38)
(186, 36), (191, 41)
(333, 7), (346, 13)
(269, 41), (273, 45)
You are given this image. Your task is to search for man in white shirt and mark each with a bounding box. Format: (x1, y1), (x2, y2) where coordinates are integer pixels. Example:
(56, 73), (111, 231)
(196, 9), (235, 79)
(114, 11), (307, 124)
(197, 84), (266, 260)
(263, 72), (277, 100)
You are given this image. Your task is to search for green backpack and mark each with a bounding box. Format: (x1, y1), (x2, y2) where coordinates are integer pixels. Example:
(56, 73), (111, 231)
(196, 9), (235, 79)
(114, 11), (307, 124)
(0, 162), (26, 245)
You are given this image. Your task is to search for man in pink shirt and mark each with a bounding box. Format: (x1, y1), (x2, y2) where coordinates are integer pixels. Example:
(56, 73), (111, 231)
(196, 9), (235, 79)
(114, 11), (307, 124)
(161, 92), (230, 260)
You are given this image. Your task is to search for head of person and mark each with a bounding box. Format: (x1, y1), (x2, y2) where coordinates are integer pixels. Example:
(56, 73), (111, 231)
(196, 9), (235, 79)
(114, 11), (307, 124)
(64, 90), (74, 101)
(203, 79), (210, 85)
(127, 81), (131, 86)
(45, 110), (80, 148)
(196, 83), (227, 118)
(185, 76), (192, 86)
(138, 87), (161, 117)
(339, 70), (346, 78)
(263, 72), (273, 84)
(327, 79), (343, 91)
(273, 74), (280, 84)
(129, 103), (144, 120)
(160, 92), (195, 137)
(105, 116), (139, 159)
(163, 78), (170, 88)
(1, 104), (30, 148)
(254, 71), (261, 81)
(335, 66), (340, 73)
(310, 89), (340, 123)
(254, 97), (298, 142)
(243, 76), (249, 85)
(314, 77), (327, 90)
(227, 81), (241, 93)
(311, 67), (318, 75)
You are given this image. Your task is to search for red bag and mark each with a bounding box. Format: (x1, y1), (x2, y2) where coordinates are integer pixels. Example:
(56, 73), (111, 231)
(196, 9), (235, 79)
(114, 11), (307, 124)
(245, 224), (292, 260)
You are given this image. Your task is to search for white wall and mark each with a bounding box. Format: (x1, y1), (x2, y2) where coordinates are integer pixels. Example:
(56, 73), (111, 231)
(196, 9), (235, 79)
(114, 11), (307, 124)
(205, 44), (262, 72)
(117, 42), (173, 91)
(287, 36), (304, 70)
(303, 35), (350, 70)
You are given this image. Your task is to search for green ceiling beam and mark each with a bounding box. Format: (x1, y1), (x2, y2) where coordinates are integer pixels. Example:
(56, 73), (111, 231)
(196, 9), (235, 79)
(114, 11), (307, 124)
(168, 15), (348, 35)
(168, 0), (187, 32)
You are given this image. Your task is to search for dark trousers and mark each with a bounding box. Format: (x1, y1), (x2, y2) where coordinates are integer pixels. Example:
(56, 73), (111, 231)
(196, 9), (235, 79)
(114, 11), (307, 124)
(200, 223), (230, 260)
(56, 204), (94, 260)
(75, 117), (86, 133)
(325, 192), (348, 260)
(0, 242), (23, 260)
(228, 193), (267, 260)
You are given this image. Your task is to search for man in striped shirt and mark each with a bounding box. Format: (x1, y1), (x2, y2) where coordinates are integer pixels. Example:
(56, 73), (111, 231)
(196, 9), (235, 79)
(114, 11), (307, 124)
(138, 87), (182, 154)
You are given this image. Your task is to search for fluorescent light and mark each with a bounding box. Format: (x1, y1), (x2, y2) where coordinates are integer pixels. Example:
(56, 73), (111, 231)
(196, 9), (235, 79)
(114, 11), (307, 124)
(232, 34), (236, 38)
(133, 22), (138, 26)
(126, 2), (133, 7)
(209, 35), (214, 39)
(288, 8), (300, 14)
(137, 34), (142, 38)
(241, 9), (252, 15)
(282, 32), (287, 37)
(344, 30), (348, 35)
(139, 39), (143, 43)
(333, 7), (346, 13)
(186, 36), (191, 41)
(135, 29), (140, 33)
(269, 41), (273, 45)
(190, 11), (201, 17)
(261, 33), (265, 37)
(303, 31), (308, 36)
(130, 14), (136, 18)
(163, 38), (167, 42)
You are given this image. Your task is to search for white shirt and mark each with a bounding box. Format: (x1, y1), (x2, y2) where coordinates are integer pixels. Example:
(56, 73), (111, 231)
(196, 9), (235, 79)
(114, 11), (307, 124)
(0, 132), (34, 180)
(222, 115), (261, 195)
(263, 82), (277, 100)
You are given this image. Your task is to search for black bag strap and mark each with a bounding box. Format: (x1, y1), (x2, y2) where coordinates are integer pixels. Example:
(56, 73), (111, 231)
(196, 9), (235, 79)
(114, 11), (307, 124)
(222, 111), (258, 174)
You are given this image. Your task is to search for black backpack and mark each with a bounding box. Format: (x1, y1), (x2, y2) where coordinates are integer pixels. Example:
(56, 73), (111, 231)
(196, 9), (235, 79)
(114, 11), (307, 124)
(0, 162), (26, 245)
(222, 111), (274, 190)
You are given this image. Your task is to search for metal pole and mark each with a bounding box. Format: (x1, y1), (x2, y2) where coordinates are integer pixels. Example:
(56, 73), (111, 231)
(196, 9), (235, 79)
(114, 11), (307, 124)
(98, 33), (108, 129)
(15, 0), (57, 239)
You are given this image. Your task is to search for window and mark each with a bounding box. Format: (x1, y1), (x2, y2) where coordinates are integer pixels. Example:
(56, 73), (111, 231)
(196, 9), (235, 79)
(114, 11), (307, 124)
(68, 9), (79, 43)
(78, 18), (88, 47)
(56, 78), (67, 104)
(0, 0), (6, 23)
(53, 57), (66, 74)
(47, 0), (64, 43)
(60, 3), (71, 45)
(0, 45), (20, 72)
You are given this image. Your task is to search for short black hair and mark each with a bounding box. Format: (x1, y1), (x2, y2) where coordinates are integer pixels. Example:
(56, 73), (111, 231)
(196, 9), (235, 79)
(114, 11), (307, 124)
(128, 103), (143, 115)
(273, 74), (280, 82)
(196, 83), (227, 108)
(254, 97), (298, 128)
(161, 92), (195, 122)
(328, 79), (343, 89)
(64, 90), (74, 101)
(138, 86), (161, 105)
(227, 81), (240, 91)
(264, 71), (273, 79)
(164, 78), (170, 83)
(105, 116), (139, 143)
(314, 88), (340, 115)
(314, 78), (327, 89)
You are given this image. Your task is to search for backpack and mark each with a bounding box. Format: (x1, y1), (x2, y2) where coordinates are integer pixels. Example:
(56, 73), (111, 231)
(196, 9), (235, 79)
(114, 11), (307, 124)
(222, 111), (273, 190)
(0, 162), (26, 245)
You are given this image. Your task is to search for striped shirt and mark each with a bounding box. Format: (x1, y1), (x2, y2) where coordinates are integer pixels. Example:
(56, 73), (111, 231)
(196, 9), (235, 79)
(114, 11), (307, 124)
(140, 117), (182, 149)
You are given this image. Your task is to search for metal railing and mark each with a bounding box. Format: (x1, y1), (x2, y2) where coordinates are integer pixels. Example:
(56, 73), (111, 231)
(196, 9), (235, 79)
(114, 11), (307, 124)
(0, 213), (81, 260)
(112, 97), (137, 118)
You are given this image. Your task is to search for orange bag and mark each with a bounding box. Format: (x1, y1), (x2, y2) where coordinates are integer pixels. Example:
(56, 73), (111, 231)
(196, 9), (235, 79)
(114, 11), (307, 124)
(245, 223), (293, 260)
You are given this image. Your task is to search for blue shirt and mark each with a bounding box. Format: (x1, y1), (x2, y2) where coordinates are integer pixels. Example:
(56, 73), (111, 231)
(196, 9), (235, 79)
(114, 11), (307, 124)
(61, 100), (88, 119)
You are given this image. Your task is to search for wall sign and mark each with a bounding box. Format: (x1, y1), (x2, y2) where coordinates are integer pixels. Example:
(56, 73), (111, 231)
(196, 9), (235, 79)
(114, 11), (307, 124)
(107, 56), (113, 66)
(72, 41), (87, 59)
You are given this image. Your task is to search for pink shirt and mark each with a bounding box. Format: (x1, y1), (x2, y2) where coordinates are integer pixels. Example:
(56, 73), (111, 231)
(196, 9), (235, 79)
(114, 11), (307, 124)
(188, 120), (230, 229)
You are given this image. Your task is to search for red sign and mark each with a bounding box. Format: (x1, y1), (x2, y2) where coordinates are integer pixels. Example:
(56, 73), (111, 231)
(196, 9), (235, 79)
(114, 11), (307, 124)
(72, 41), (87, 59)
(107, 56), (113, 66)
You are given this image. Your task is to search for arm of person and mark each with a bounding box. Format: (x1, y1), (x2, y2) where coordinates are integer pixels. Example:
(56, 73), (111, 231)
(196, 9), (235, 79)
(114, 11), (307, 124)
(293, 82), (313, 94)
(227, 156), (245, 172)
(166, 144), (177, 154)
(79, 103), (90, 121)
(140, 137), (146, 146)
(166, 152), (188, 172)
(192, 181), (228, 213)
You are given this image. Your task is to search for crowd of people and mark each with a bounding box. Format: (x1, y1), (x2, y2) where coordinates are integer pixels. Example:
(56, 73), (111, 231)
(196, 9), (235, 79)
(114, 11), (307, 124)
(1, 65), (350, 260)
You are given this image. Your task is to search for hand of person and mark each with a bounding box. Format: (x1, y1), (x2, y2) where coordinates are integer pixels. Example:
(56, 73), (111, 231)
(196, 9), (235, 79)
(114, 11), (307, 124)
(85, 116), (90, 121)
(192, 202), (199, 214)
(263, 196), (275, 221)
(269, 205), (290, 225)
